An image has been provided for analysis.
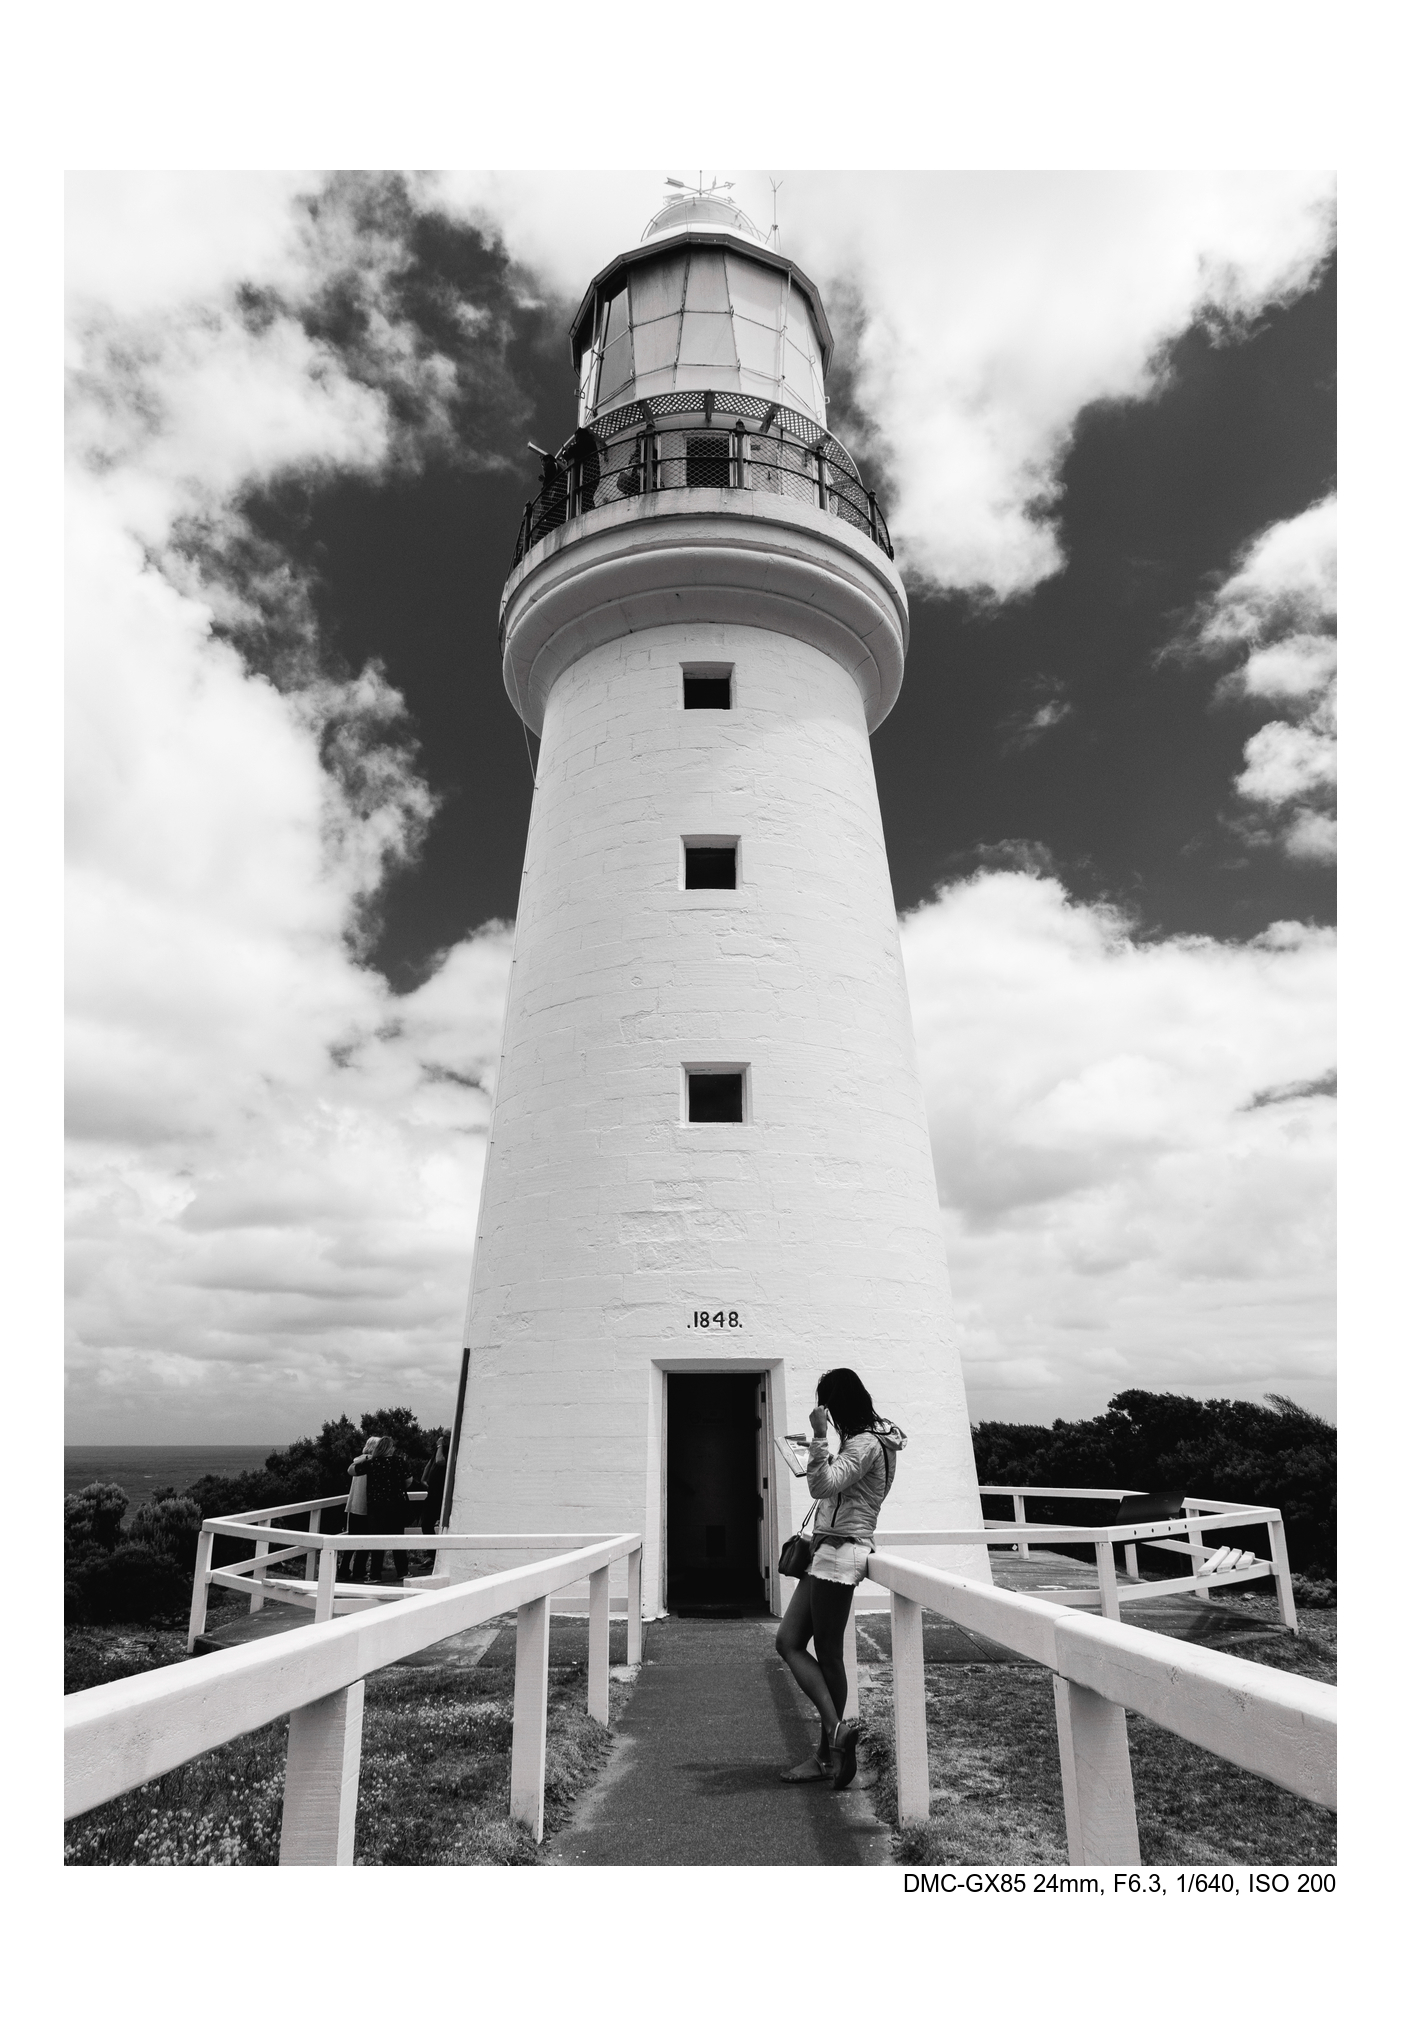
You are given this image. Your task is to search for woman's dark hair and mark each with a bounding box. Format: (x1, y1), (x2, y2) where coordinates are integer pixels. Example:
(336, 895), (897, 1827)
(816, 1368), (877, 1439)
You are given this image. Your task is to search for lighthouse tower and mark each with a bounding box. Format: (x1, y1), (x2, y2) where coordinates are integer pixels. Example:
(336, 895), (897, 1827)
(446, 187), (990, 1615)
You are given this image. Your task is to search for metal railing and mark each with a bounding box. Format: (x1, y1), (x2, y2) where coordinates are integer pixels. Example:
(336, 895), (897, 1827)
(511, 392), (893, 567)
(67, 1530), (644, 1861)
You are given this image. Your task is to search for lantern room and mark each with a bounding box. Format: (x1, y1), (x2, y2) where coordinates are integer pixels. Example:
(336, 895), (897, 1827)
(570, 190), (833, 428)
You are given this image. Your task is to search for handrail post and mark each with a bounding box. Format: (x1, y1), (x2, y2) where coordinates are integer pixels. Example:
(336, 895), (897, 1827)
(889, 1590), (930, 1824)
(250, 1536), (269, 1613)
(510, 1594), (551, 1841)
(1185, 1503), (1210, 1599)
(315, 1540), (338, 1622)
(279, 1680), (364, 1865)
(842, 1600), (860, 1721)
(587, 1565), (610, 1725)
(626, 1544), (642, 1665)
(1267, 1513), (1299, 1632)
(1012, 1491), (1029, 1559)
(186, 1529), (214, 1654)
(1052, 1674), (1140, 1866)
(305, 1511), (321, 1582)
(1094, 1537), (1121, 1620)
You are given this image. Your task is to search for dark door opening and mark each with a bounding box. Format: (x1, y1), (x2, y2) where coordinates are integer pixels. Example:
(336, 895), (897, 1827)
(666, 1372), (766, 1615)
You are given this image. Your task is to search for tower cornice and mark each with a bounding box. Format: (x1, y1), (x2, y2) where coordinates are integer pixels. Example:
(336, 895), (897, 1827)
(499, 491), (910, 736)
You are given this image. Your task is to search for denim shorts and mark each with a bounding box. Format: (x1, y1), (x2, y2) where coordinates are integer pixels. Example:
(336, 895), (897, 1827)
(808, 1537), (871, 1587)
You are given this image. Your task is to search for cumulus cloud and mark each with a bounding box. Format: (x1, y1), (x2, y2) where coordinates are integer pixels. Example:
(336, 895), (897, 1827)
(66, 173), (526, 1439)
(901, 872), (1335, 1419)
(1193, 493), (1337, 862)
(446, 171), (1334, 599)
(66, 174), (1336, 1439)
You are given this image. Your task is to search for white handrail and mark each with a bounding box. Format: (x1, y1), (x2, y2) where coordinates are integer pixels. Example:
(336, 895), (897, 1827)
(68, 1531), (644, 1860)
(874, 1507), (1282, 1544)
(868, 1550), (1334, 1866)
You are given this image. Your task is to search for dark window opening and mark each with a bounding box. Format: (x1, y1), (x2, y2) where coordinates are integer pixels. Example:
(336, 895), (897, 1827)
(683, 669), (732, 709)
(686, 431), (730, 488)
(688, 1070), (744, 1123)
(685, 843), (737, 889)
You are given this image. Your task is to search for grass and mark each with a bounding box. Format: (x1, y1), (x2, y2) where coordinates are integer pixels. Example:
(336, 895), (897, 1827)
(65, 1594), (1337, 1868)
(856, 1599), (1337, 1867)
(64, 1618), (639, 1866)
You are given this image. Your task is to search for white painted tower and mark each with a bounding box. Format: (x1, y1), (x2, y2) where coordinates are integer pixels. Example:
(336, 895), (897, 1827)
(446, 189), (990, 1614)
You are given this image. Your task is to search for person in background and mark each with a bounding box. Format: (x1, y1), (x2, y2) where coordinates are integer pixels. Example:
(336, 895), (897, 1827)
(349, 1435), (410, 1587)
(339, 1439), (373, 1580)
(422, 1432), (448, 1539)
(774, 1368), (905, 1789)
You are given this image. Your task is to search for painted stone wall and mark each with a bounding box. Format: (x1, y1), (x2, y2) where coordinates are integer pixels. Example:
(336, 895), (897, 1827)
(446, 617), (989, 1610)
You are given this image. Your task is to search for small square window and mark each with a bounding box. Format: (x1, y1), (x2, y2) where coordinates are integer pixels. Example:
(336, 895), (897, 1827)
(685, 842), (737, 889)
(683, 664), (732, 709)
(687, 1069), (745, 1123)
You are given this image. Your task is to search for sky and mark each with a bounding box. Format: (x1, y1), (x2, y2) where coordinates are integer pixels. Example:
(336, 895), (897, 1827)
(65, 170), (1337, 1441)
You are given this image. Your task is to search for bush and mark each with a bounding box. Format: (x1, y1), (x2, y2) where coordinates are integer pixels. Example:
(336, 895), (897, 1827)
(68, 1544), (190, 1624)
(127, 1494), (205, 1574)
(973, 1389), (1336, 1578)
(65, 1405), (444, 1624)
(65, 1481), (130, 1553)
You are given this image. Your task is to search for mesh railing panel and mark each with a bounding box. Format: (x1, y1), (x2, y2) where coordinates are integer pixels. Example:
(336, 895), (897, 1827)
(511, 399), (891, 567)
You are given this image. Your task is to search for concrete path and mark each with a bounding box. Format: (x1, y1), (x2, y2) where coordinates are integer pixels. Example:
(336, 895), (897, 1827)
(546, 1615), (890, 1867)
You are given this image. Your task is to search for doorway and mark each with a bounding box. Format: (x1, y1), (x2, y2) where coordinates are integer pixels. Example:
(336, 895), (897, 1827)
(666, 1372), (768, 1615)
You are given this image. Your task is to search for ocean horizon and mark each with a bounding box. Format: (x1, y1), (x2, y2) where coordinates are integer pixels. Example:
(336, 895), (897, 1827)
(65, 1443), (288, 1509)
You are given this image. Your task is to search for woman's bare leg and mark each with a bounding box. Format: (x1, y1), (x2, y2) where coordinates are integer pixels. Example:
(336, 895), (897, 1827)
(776, 1576), (841, 1758)
(809, 1579), (852, 1724)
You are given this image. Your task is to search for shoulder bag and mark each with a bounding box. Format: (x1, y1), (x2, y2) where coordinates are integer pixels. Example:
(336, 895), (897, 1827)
(778, 1490), (850, 1578)
(777, 1500), (817, 1578)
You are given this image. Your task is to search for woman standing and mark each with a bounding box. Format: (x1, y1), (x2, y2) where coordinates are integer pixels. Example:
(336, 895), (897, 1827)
(774, 1368), (905, 1789)
(349, 1436), (410, 1586)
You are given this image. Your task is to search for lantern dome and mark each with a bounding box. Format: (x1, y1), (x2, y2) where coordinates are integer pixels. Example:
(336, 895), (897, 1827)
(641, 191), (766, 245)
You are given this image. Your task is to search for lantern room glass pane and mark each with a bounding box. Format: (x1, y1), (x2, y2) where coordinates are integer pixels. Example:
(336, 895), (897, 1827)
(678, 311), (738, 368)
(783, 337), (819, 410)
(631, 252), (687, 327)
(682, 248), (731, 313)
(633, 313), (680, 376)
(725, 253), (783, 329)
(598, 325), (634, 406)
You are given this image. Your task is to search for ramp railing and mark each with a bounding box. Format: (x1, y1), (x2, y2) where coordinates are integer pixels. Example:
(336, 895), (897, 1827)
(880, 1488), (1300, 1629)
(66, 1531), (643, 1863)
(865, 1549), (1334, 1868)
(186, 1494), (643, 1650)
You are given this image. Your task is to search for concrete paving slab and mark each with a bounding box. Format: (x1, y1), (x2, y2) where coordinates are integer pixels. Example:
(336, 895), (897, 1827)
(546, 1615), (890, 1867)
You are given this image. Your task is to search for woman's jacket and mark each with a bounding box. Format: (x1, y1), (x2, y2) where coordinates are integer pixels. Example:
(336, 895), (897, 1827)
(805, 1420), (907, 1542)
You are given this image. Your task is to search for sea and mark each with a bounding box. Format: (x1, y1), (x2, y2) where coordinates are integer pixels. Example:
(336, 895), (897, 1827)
(64, 1445), (288, 1510)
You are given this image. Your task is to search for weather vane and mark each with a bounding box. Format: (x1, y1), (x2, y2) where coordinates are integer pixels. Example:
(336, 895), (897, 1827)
(664, 173), (735, 199)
